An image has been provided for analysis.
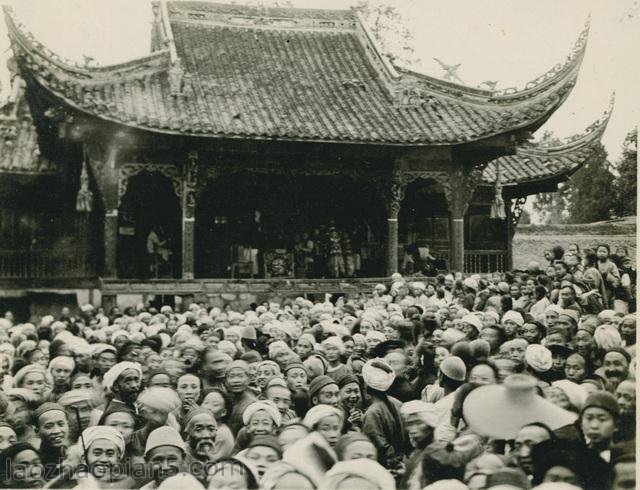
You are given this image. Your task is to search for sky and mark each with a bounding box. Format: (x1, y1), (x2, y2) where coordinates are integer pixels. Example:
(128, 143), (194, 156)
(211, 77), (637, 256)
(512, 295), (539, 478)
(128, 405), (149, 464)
(0, 0), (637, 162)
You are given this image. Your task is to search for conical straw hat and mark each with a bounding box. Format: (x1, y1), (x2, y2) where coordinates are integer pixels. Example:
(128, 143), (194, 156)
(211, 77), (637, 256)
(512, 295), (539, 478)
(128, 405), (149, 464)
(462, 374), (577, 440)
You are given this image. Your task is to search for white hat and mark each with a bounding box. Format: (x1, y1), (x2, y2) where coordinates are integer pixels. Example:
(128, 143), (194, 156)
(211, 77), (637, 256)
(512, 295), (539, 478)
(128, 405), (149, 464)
(319, 459), (395, 490)
(102, 362), (142, 392)
(461, 314), (483, 331)
(400, 400), (438, 427)
(362, 358), (395, 392)
(243, 400), (282, 427)
(321, 336), (345, 354)
(463, 278), (479, 291)
(82, 426), (125, 456)
(302, 404), (343, 429)
(525, 345), (552, 372)
(145, 426), (186, 456)
(502, 311), (524, 327)
(440, 356), (467, 381)
(463, 374), (577, 440)
(158, 472), (203, 489)
(550, 380), (588, 411)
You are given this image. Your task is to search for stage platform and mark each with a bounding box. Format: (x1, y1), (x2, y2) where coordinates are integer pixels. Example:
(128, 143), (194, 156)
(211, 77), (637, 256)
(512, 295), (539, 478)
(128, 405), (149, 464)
(99, 277), (404, 309)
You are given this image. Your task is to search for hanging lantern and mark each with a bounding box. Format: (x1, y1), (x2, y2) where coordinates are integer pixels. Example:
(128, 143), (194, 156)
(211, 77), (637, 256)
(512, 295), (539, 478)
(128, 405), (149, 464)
(490, 160), (506, 220)
(76, 148), (93, 213)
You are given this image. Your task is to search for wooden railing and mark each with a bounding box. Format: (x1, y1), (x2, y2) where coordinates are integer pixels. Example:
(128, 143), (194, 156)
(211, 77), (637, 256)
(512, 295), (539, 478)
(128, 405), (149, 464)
(0, 249), (96, 279)
(464, 250), (507, 273)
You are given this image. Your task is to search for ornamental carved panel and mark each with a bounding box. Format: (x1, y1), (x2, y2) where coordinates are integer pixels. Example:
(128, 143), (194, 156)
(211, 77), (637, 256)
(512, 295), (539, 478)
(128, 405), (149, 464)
(117, 163), (181, 207)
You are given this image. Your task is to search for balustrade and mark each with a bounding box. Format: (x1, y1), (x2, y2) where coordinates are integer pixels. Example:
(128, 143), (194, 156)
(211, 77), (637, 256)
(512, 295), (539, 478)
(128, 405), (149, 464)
(0, 249), (96, 279)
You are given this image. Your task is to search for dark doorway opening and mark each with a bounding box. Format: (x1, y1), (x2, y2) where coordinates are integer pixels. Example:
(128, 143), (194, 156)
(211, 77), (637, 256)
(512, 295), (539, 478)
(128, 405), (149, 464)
(117, 172), (181, 279)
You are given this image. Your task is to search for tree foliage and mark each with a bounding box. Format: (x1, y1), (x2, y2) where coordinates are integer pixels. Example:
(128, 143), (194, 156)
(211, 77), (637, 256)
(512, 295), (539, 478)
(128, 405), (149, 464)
(532, 131), (570, 224)
(565, 143), (616, 223)
(352, 1), (418, 66)
(613, 129), (637, 217)
(532, 131), (619, 224)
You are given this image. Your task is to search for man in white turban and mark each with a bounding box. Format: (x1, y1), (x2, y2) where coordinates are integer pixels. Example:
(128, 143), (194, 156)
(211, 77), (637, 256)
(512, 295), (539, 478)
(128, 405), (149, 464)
(361, 359), (406, 468)
(102, 361), (142, 408)
(58, 389), (95, 436)
(48, 356), (75, 397)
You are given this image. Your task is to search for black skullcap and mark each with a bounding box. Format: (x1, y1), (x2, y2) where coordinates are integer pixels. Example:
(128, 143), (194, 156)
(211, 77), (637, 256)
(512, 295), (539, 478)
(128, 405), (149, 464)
(247, 435), (282, 457)
(336, 374), (359, 389)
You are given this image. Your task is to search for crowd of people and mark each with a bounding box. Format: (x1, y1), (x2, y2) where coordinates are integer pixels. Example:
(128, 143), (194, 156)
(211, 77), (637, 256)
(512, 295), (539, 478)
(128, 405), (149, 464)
(0, 242), (635, 489)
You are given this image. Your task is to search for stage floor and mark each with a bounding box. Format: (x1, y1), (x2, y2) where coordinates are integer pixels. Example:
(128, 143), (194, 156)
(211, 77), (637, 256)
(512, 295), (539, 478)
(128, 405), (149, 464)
(100, 277), (392, 297)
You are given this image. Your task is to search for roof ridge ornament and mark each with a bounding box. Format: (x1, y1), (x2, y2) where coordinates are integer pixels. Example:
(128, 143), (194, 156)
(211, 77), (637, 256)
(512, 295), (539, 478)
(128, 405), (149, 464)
(524, 94), (613, 153)
(492, 17), (590, 98)
(159, 1), (184, 96)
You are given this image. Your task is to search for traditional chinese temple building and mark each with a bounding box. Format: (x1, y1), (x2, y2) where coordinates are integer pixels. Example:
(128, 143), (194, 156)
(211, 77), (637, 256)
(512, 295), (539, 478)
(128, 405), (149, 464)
(0, 2), (611, 314)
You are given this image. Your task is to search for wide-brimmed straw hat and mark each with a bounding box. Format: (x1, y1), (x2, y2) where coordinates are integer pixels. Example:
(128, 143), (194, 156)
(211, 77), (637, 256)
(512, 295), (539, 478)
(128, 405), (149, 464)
(462, 374), (577, 439)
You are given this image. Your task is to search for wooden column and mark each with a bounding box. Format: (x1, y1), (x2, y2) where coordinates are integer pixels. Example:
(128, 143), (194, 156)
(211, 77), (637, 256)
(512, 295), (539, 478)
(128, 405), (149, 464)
(449, 213), (465, 273)
(505, 202), (514, 270)
(86, 142), (120, 279)
(181, 151), (199, 280)
(386, 178), (405, 276)
(445, 165), (476, 274)
(104, 210), (119, 278)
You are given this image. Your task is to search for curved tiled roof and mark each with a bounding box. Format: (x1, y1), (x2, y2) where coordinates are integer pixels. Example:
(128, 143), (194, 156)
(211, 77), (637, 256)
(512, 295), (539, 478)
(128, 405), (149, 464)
(3, 1), (588, 145)
(0, 77), (57, 174)
(482, 96), (613, 186)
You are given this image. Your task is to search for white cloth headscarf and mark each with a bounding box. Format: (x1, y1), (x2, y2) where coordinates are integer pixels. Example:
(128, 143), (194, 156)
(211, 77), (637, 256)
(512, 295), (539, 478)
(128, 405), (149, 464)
(82, 426), (126, 456)
(102, 362), (142, 392)
(362, 359), (395, 392)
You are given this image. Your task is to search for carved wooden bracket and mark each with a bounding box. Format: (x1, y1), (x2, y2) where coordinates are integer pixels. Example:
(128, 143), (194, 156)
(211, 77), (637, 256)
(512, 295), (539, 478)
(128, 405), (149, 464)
(117, 162), (181, 208)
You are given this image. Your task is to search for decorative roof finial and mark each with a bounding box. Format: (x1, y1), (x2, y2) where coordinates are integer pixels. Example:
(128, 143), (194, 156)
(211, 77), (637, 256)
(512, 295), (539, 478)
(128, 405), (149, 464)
(433, 58), (464, 85)
(169, 60), (184, 95)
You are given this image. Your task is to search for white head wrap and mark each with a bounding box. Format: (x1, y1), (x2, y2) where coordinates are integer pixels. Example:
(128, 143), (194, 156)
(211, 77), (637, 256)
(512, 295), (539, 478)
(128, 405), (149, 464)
(365, 331), (386, 342)
(441, 328), (466, 346)
(137, 387), (182, 414)
(242, 400), (282, 427)
(319, 459), (395, 490)
(48, 356), (75, 372)
(463, 278), (478, 291)
(13, 365), (49, 388)
(58, 389), (94, 408)
(550, 380), (588, 411)
(158, 473), (204, 490)
(525, 345), (552, 372)
(218, 340), (238, 357)
(321, 336), (345, 354)
(302, 404), (343, 429)
(145, 426), (186, 456)
(461, 314), (483, 331)
(111, 330), (130, 343)
(400, 400), (438, 427)
(268, 340), (290, 358)
(102, 361), (142, 392)
(82, 426), (125, 456)
(593, 325), (622, 350)
(92, 343), (117, 357)
(362, 358), (395, 392)
(502, 311), (524, 327)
